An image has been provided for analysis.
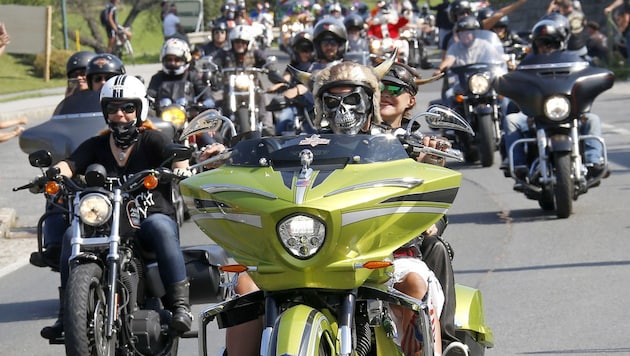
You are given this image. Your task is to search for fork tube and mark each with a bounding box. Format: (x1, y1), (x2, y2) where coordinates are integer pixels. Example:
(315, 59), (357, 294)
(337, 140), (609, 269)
(339, 293), (356, 356)
(249, 75), (256, 131)
(106, 189), (122, 337)
(570, 120), (583, 180)
(536, 128), (550, 184)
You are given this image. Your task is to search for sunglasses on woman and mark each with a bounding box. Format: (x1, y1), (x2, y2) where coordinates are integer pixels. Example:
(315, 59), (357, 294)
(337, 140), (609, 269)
(381, 83), (407, 97)
(106, 102), (137, 115)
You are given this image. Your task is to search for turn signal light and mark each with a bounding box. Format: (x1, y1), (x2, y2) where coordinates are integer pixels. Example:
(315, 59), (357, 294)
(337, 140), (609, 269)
(143, 175), (159, 190)
(455, 94), (464, 103)
(221, 264), (249, 273)
(45, 181), (60, 195)
(362, 261), (393, 270)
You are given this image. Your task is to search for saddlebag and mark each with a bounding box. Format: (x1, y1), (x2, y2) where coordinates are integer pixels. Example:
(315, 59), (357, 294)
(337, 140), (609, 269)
(145, 245), (228, 304)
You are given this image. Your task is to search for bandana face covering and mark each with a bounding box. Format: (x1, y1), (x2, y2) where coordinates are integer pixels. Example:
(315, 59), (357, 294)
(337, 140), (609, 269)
(109, 119), (139, 149)
(322, 87), (372, 134)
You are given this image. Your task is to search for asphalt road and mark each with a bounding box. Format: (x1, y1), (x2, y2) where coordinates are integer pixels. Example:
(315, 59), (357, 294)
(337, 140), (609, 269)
(1, 49), (630, 355)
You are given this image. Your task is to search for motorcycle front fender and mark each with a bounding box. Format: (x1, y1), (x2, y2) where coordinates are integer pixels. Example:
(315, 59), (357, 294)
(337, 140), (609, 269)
(548, 134), (573, 152)
(266, 304), (336, 356)
(454, 284), (494, 348)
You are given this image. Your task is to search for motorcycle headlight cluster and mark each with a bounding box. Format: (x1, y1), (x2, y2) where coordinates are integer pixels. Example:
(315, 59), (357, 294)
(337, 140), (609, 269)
(544, 95), (571, 121)
(277, 214), (326, 259)
(234, 74), (251, 91)
(468, 73), (491, 95)
(78, 193), (112, 227)
(161, 106), (187, 128)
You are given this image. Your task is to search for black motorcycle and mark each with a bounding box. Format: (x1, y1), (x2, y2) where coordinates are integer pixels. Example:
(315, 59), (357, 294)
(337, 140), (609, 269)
(15, 146), (228, 354)
(494, 51), (614, 218)
(439, 30), (508, 168)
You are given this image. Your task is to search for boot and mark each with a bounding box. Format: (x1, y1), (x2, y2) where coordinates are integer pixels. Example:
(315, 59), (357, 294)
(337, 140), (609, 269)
(164, 279), (193, 333)
(40, 287), (64, 340)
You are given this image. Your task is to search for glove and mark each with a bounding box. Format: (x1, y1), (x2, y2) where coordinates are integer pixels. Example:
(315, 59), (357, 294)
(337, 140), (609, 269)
(29, 175), (46, 194)
(173, 168), (193, 179)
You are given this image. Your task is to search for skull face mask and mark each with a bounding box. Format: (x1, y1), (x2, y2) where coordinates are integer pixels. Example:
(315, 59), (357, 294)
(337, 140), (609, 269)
(322, 86), (372, 134)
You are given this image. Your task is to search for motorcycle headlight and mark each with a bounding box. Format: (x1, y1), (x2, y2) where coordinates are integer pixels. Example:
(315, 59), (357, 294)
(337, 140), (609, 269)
(544, 95), (571, 121)
(161, 106), (187, 128)
(468, 73), (490, 95)
(234, 74), (251, 91)
(78, 193), (112, 227)
(277, 214), (326, 259)
(370, 39), (381, 52)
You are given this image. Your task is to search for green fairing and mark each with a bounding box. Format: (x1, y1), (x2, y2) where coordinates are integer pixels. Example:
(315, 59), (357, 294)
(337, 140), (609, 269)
(180, 141), (461, 291)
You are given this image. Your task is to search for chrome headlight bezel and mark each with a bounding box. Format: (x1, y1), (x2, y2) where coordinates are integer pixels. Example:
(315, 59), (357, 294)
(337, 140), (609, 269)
(544, 95), (571, 122)
(468, 73), (490, 95)
(78, 193), (113, 227)
(277, 214), (326, 260)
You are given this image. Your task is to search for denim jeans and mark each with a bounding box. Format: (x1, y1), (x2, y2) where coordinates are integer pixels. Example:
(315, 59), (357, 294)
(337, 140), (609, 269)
(60, 213), (186, 289)
(503, 112), (603, 166)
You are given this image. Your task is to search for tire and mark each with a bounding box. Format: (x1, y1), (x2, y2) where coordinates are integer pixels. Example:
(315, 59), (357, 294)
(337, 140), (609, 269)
(235, 107), (252, 134)
(64, 263), (115, 356)
(552, 151), (573, 218)
(476, 113), (495, 167)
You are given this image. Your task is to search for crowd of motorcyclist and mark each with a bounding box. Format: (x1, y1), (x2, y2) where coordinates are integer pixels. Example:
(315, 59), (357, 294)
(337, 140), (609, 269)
(26, 0), (622, 354)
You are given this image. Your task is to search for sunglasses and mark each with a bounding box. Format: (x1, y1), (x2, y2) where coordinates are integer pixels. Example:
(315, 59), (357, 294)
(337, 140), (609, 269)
(322, 87), (368, 109)
(212, 29), (226, 34)
(320, 38), (339, 47)
(68, 70), (86, 79)
(106, 102), (137, 115)
(381, 83), (407, 96)
(92, 75), (111, 83)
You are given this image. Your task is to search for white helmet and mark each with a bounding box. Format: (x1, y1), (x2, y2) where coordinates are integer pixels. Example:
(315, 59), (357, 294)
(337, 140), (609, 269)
(100, 75), (149, 124)
(160, 38), (192, 75)
(229, 24), (255, 51)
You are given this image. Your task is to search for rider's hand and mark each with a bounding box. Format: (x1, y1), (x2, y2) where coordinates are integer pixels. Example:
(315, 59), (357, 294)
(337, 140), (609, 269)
(199, 143), (227, 169)
(29, 175), (46, 194)
(418, 135), (450, 166)
(173, 167), (192, 179)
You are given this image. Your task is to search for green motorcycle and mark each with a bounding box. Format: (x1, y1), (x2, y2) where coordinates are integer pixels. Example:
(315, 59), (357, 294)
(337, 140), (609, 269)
(179, 110), (494, 355)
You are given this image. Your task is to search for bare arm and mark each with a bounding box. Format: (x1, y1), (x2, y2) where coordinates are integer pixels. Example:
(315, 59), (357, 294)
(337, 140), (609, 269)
(483, 0), (528, 30)
(0, 117), (27, 129)
(605, 0), (624, 13)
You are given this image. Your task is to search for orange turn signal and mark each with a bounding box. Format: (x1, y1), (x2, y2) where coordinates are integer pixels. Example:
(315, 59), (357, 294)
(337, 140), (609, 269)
(362, 261), (393, 270)
(143, 174), (159, 190)
(455, 94), (464, 103)
(45, 181), (60, 195)
(221, 264), (250, 273)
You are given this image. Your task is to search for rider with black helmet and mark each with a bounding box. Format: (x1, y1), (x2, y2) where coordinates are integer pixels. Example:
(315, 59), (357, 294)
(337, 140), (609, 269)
(64, 51), (96, 97)
(343, 13), (369, 53)
(86, 53), (126, 92)
(311, 18), (348, 71)
(200, 20), (229, 59)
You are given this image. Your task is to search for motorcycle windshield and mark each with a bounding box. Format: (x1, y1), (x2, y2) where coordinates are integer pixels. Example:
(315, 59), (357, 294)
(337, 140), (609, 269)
(227, 134), (410, 168)
(447, 29), (507, 69)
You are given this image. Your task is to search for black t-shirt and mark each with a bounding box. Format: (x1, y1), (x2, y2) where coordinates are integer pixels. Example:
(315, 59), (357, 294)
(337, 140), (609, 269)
(65, 129), (176, 229)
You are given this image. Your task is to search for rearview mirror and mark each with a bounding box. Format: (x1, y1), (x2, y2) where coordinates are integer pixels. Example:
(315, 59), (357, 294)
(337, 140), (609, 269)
(28, 150), (53, 168)
(410, 105), (474, 136)
(179, 109), (236, 141)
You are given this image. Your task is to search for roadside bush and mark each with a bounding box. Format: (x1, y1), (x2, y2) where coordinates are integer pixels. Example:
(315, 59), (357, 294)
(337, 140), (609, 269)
(33, 50), (74, 79)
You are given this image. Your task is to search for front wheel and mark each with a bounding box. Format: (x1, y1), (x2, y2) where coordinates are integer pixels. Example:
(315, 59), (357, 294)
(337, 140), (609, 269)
(553, 151), (573, 218)
(476, 113), (495, 167)
(65, 263), (115, 356)
(235, 107), (252, 135)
